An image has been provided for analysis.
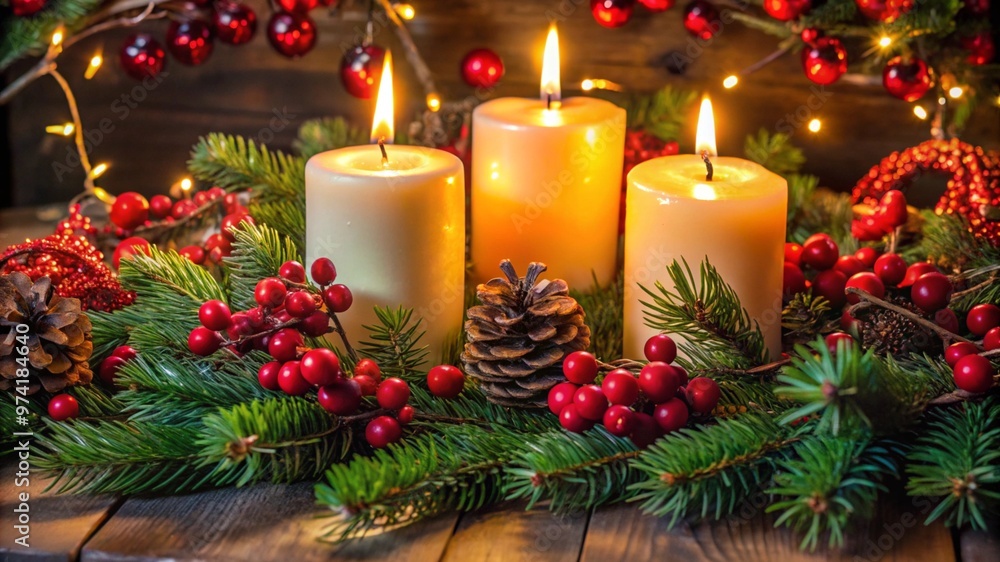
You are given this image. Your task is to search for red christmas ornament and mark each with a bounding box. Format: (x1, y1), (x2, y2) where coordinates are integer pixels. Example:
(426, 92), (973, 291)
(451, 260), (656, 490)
(460, 48), (505, 88)
(12, 0), (47, 16)
(882, 56), (933, 102)
(682, 1), (719, 40)
(267, 12), (317, 58)
(639, 0), (674, 10)
(119, 33), (167, 81)
(214, 2), (257, 46)
(276, 0), (319, 13)
(166, 20), (215, 66)
(960, 32), (995, 66)
(763, 0), (811, 21)
(591, 0), (635, 28)
(340, 44), (384, 98)
(801, 36), (847, 85)
(854, 0), (911, 22)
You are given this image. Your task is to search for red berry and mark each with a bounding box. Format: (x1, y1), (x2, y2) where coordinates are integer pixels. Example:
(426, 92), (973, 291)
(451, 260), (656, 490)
(310, 257), (337, 285)
(317, 379), (362, 415)
(300, 348), (341, 386)
(110, 192), (150, 230)
(205, 233), (233, 262)
(255, 277), (288, 308)
(602, 369), (639, 406)
(685, 377), (720, 415)
(854, 247), (879, 268)
(953, 355), (995, 394)
(48, 394), (80, 421)
(559, 403), (594, 433)
(207, 186), (226, 200)
(841, 308), (859, 332)
(221, 212), (254, 241)
(99, 356), (126, 386)
(945, 342), (980, 368)
(639, 362), (680, 403)
(179, 245), (206, 265)
(258, 361), (282, 390)
(966, 304), (1000, 336)
(935, 308), (960, 334)
(875, 190), (908, 231)
(801, 236), (839, 270)
(112, 236), (151, 269)
(199, 299), (232, 331)
(574, 385), (609, 421)
(562, 351), (599, 384)
(784, 242), (804, 266)
(427, 364), (465, 398)
(268, 328), (303, 362)
(900, 262), (937, 288)
(323, 284), (353, 313)
(279, 260), (307, 283)
(853, 217), (886, 241)
(834, 256), (866, 278)
(300, 311), (330, 337)
(366, 416), (402, 448)
(277, 361), (311, 395)
(602, 405), (635, 437)
(845, 272), (885, 305)
(873, 253), (906, 286)
(354, 358), (381, 382)
(911, 272), (953, 314)
(353, 374), (378, 396)
(783, 262), (807, 296)
(653, 398), (689, 433)
(548, 381), (579, 415)
(812, 269), (848, 308)
(284, 291), (317, 319)
(149, 194), (173, 219)
(985, 327), (1000, 351)
(188, 326), (222, 356)
(112, 345), (137, 361)
(824, 332), (855, 355)
(171, 199), (198, 219)
(629, 412), (659, 448)
(673, 365), (689, 386)
(376, 377), (410, 409)
(397, 405), (415, 425)
(643, 334), (677, 363)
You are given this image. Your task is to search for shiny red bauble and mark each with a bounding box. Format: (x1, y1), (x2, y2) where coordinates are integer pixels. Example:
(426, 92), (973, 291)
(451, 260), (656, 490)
(801, 36), (848, 85)
(166, 20), (214, 66)
(763, 0), (811, 20)
(812, 269), (848, 308)
(961, 32), (995, 66)
(834, 256), (866, 279)
(317, 379), (362, 415)
(945, 342), (980, 368)
(638, 0), (674, 9)
(199, 299), (232, 331)
(279, 260), (306, 283)
(603, 405), (636, 437)
(214, 2), (257, 45)
(873, 253), (906, 286)
(366, 416), (402, 448)
(48, 394), (80, 421)
(120, 33), (167, 80)
(685, 377), (720, 415)
(255, 277), (287, 308)
(258, 361), (281, 390)
(591, 0), (635, 28)
(354, 358), (381, 381)
(267, 12), (317, 58)
(563, 351), (599, 384)
(284, 291), (317, 318)
(276, 0), (318, 13)
(188, 326), (222, 356)
(967, 304), (1000, 337)
(110, 192), (150, 230)
(277, 361), (311, 395)
(310, 257), (337, 285)
(340, 44), (385, 98)
(783, 262), (807, 296)
(883, 56), (933, 102)
(910, 272), (953, 314)
(643, 333), (677, 363)
(322, 284), (353, 313)
(268, 328), (303, 362)
(112, 236), (151, 269)
(653, 397), (689, 432)
(559, 403), (595, 433)
(984, 328), (1000, 351)
(900, 262), (937, 288)
(12, 0), (47, 16)
(602, 369), (639, 406)
(855, 0), (911, 21)
(574, 385), (610, 421)
(801, 236), (839, 270)
(548, 381), (578, 415)
(639, 362), (680, 403)
(300, 348), (341, 386)
(845, 272), (885, 304)
(427, 364), (465, 398)
(460, 48), (505, 88)
(683, 1), (719, 40)
(376, 377), (410, 410)
(953, 355), (995, 394)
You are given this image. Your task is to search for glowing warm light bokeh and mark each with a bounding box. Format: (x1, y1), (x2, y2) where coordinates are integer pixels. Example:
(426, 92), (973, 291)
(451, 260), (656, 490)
(540, 24), (561, 104)
(371, 51), (395, 144)
(695, 96), (717, 157)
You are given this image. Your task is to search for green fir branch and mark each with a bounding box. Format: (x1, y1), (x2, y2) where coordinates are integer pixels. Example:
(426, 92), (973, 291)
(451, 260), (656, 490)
(624, 86), (698, 141)
(786, 188), (856, 251)
(358, 306), (429, 381)
(0, 0), (103, 71)
(408, 386), (556, 433)
(294, 117), (368, 159)
(224, 222), (305, 311)
(744, 129), (806, 176)
(781, 290), (834, 344)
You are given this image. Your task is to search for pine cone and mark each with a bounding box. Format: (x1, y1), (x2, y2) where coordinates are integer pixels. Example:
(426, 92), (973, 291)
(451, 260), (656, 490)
(0, 272), (93, 394)
(462, 260), (591, 408)
(853, 295), (941, 356)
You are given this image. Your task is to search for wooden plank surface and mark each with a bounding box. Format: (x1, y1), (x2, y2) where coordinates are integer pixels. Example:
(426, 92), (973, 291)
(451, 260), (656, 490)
(80, 480), (458, 562)
(0, 460), (120, 562)
(440, 501), (589, 562)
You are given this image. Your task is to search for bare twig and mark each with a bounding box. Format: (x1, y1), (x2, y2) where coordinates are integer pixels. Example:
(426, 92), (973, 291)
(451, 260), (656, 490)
(48, 68), (95, 192)
(372, 0), (438, 103)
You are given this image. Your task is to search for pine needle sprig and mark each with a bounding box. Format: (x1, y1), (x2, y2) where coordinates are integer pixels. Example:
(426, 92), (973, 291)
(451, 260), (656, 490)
(906, 399), (1000, 530)
(246, 199), (307, 251)
(67, 383), (123, 418)
(505, 427), (640, 512)
(408, 386), (556, 433)
(768, 436), (901, 551)
(120, 246), (228, 305)
(623, 86), (699, 141)
(630, 413), (803, 526)
(781, 290), (834, 344)
(786, 188), (856, 250)
(0, 0), (103, 71)
(744, 129), (806, 176)
(225, 222), (305, 310)
(786, 174), (820, 223)
(294, 117), (368, 159)
(358, 306), (429, 381)
(571, 276), (624, 361)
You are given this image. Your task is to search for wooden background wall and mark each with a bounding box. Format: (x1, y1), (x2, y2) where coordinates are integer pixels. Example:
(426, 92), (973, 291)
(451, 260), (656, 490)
(2, 0), (998, 208)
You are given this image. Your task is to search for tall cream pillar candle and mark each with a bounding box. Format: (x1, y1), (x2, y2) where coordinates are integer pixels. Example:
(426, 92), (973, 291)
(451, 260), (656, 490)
(471, 24), (625, 289)
(305, 53), (466, 361)
(623, 98), (787, 360)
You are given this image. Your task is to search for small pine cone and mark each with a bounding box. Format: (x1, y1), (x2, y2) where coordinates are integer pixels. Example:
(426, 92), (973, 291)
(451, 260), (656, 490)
(462, 260), (591, 408)
(853, 294), (941, 357)
(0, 272), (93, 394)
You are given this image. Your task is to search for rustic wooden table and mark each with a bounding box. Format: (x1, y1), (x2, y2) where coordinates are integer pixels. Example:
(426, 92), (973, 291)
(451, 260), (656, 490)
(1, 208), (998, 562)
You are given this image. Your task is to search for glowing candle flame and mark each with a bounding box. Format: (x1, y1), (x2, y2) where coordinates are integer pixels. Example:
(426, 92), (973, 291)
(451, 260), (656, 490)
(695, 96), (717, 157)
(85, 54), (103, 80)
(371, 51), (394, 144)
(540, 24), (561, 106)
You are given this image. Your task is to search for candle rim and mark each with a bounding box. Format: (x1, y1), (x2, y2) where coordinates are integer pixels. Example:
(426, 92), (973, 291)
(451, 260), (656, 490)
(474, 96), (623, 129)
(306, 144), (464, 177)
(627, 154), (787, 201)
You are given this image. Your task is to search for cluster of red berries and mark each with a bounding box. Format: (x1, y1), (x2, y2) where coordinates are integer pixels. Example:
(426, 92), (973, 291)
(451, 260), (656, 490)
(851, 189), (909, 242)
(944, 303), (1000, 394)
(97, 345), (138, 388)
(548, 334), (720, 448)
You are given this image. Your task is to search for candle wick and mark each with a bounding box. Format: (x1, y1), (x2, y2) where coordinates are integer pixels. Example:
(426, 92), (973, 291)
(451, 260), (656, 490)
(546, 93), (552, 110)
(378, 137), (389, 167)
(701, 150), (714, 182)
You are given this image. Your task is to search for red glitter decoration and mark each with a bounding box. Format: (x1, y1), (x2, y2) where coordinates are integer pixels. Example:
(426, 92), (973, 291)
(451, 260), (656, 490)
(1, 233), (136, 311)
(851, 138), (1000, 246)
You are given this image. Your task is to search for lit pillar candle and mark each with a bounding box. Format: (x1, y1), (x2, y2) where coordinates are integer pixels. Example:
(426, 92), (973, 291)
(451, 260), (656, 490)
(305, 53), (466, 361)
(471, 24), (625, 289)
(623, 97), (786, 360)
